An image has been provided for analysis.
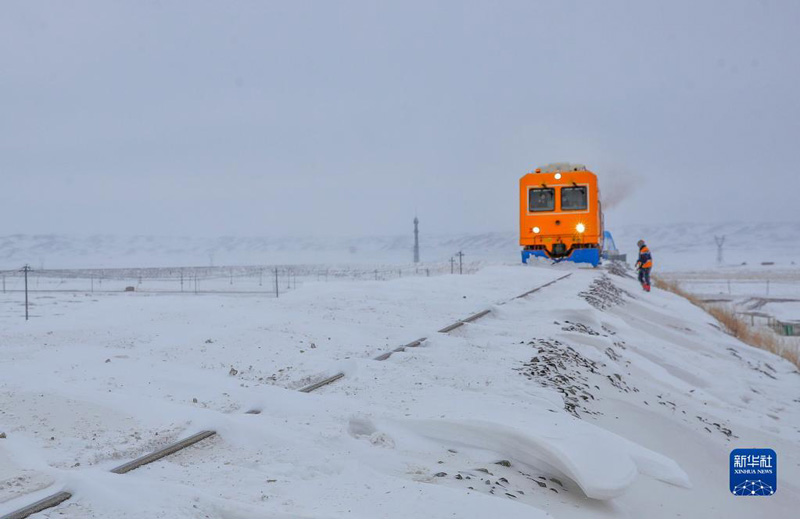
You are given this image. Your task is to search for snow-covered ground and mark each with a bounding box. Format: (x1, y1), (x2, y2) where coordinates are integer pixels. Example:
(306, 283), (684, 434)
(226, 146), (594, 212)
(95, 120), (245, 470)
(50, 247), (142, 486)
(1, 263), (798, 518)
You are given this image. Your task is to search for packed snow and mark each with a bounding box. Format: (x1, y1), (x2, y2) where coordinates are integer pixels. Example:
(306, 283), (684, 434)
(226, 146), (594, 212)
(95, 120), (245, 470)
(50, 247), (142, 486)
(1, 263), (798, 518)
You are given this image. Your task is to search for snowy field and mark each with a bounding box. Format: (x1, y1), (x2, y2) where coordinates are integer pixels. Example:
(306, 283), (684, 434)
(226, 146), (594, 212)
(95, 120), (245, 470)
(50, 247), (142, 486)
(1, 263), (798, 518)
(659, 266), (800, 357)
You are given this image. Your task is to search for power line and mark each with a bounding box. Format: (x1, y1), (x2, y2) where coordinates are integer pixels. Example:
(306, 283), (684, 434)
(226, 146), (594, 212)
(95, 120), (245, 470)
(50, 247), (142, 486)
(714, 235), (725, 265)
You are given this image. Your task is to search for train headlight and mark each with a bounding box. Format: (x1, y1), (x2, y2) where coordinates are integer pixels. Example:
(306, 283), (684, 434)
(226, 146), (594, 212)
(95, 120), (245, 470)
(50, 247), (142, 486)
(533, 227), (540, 234)
(576, 223), (585, 233)
(554, 173), (562, 180)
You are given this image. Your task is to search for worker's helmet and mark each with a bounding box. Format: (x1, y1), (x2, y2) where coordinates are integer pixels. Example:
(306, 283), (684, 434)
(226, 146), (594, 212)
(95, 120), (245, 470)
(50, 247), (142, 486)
(637, 239), (645, 247)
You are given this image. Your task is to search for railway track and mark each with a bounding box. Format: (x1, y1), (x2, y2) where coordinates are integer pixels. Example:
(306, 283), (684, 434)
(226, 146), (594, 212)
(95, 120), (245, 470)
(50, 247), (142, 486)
(0, 272), (572, 519)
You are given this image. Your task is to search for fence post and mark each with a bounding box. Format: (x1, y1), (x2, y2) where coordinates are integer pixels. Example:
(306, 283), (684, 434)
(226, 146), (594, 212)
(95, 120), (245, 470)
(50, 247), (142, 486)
(274, 268), (279, 297)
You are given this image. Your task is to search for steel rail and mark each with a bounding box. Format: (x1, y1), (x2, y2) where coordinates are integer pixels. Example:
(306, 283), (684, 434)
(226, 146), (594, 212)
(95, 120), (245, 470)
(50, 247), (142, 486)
(1, 492), (72, 519)
(109, 430), (217, 475)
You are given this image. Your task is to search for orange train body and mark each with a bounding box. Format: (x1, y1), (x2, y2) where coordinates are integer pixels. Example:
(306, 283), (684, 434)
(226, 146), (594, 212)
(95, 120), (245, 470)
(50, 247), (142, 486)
(519, 164), (604, 265)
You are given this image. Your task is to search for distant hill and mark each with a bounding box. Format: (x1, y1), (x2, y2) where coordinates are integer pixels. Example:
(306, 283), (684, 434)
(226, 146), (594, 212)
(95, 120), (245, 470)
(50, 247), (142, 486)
(612, 222), (800, 270)
(1, 222), (797, 270)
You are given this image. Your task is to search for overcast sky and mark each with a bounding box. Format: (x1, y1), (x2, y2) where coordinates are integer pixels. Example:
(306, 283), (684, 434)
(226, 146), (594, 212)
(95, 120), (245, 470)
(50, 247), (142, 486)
(1, 1), (798, 237)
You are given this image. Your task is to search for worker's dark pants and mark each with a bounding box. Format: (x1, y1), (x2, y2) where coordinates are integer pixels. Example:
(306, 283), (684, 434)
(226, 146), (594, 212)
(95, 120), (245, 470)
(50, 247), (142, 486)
(638, 267), (651, 287)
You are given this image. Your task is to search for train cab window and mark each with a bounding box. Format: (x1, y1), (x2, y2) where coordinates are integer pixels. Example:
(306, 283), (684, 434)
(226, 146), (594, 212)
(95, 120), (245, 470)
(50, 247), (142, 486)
(561, 186), (588, 211)
(529, 188), (555, 212)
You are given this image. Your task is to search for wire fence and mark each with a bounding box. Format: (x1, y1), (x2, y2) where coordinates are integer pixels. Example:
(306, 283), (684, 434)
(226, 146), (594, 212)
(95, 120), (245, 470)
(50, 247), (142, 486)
(677, 279), (800, 298)
(0, 261), (483, 297)
(668, 277), (800, 341)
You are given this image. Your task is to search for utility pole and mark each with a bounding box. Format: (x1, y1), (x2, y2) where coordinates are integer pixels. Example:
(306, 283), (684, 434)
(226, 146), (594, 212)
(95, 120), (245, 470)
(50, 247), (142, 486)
(413, 216), (420, 264)
(456, 251), (464, 274)
(450, 256), (455, 274)
(22, 265), (31, 321)
(274, 267), (279, 297)
(714, 235), (725, 265)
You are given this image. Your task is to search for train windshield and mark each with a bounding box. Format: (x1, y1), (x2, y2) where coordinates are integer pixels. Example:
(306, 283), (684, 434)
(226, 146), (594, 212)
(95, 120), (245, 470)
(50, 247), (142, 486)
(561, 186), (588, 211)
(529, 188), (555, 212)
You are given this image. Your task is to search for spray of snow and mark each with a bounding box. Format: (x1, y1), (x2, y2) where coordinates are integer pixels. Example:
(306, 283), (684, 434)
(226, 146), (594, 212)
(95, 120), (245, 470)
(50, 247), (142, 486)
(602, 167), (644, 210)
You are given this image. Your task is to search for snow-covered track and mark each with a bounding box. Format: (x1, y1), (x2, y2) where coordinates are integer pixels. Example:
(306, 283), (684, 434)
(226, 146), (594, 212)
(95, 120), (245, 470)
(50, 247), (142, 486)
(0, 272), (571, 519)
(109, 430), (217, 475)
(372, 337), (426, 362)
(437, 308), (491, 333)
(0, 431), (218, 519)
(295, 272), (572, 393)
(1, 492), (72, 519)
(512, 273), (573, 300)
(300, 337), (429, 393)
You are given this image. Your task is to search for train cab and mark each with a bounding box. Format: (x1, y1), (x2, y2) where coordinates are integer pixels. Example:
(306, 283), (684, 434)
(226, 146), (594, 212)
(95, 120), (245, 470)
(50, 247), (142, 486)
(519, 163), (604, 266)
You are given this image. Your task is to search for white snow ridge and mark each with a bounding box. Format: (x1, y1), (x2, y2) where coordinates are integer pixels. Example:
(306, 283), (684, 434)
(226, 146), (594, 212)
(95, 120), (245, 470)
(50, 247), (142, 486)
(1, 264), (798, 518)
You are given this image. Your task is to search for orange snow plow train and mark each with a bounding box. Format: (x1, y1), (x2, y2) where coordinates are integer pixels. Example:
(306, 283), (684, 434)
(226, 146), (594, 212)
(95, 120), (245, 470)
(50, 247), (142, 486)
(519, 163), (604, 266)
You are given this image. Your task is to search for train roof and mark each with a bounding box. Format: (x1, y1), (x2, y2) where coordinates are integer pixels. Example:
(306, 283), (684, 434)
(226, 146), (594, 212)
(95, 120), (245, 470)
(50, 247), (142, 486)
(539, 162), (588, 173)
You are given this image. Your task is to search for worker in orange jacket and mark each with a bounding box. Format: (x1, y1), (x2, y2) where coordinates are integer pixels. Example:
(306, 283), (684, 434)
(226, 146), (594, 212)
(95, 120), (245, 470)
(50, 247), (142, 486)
(635, 240), (652, 292)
